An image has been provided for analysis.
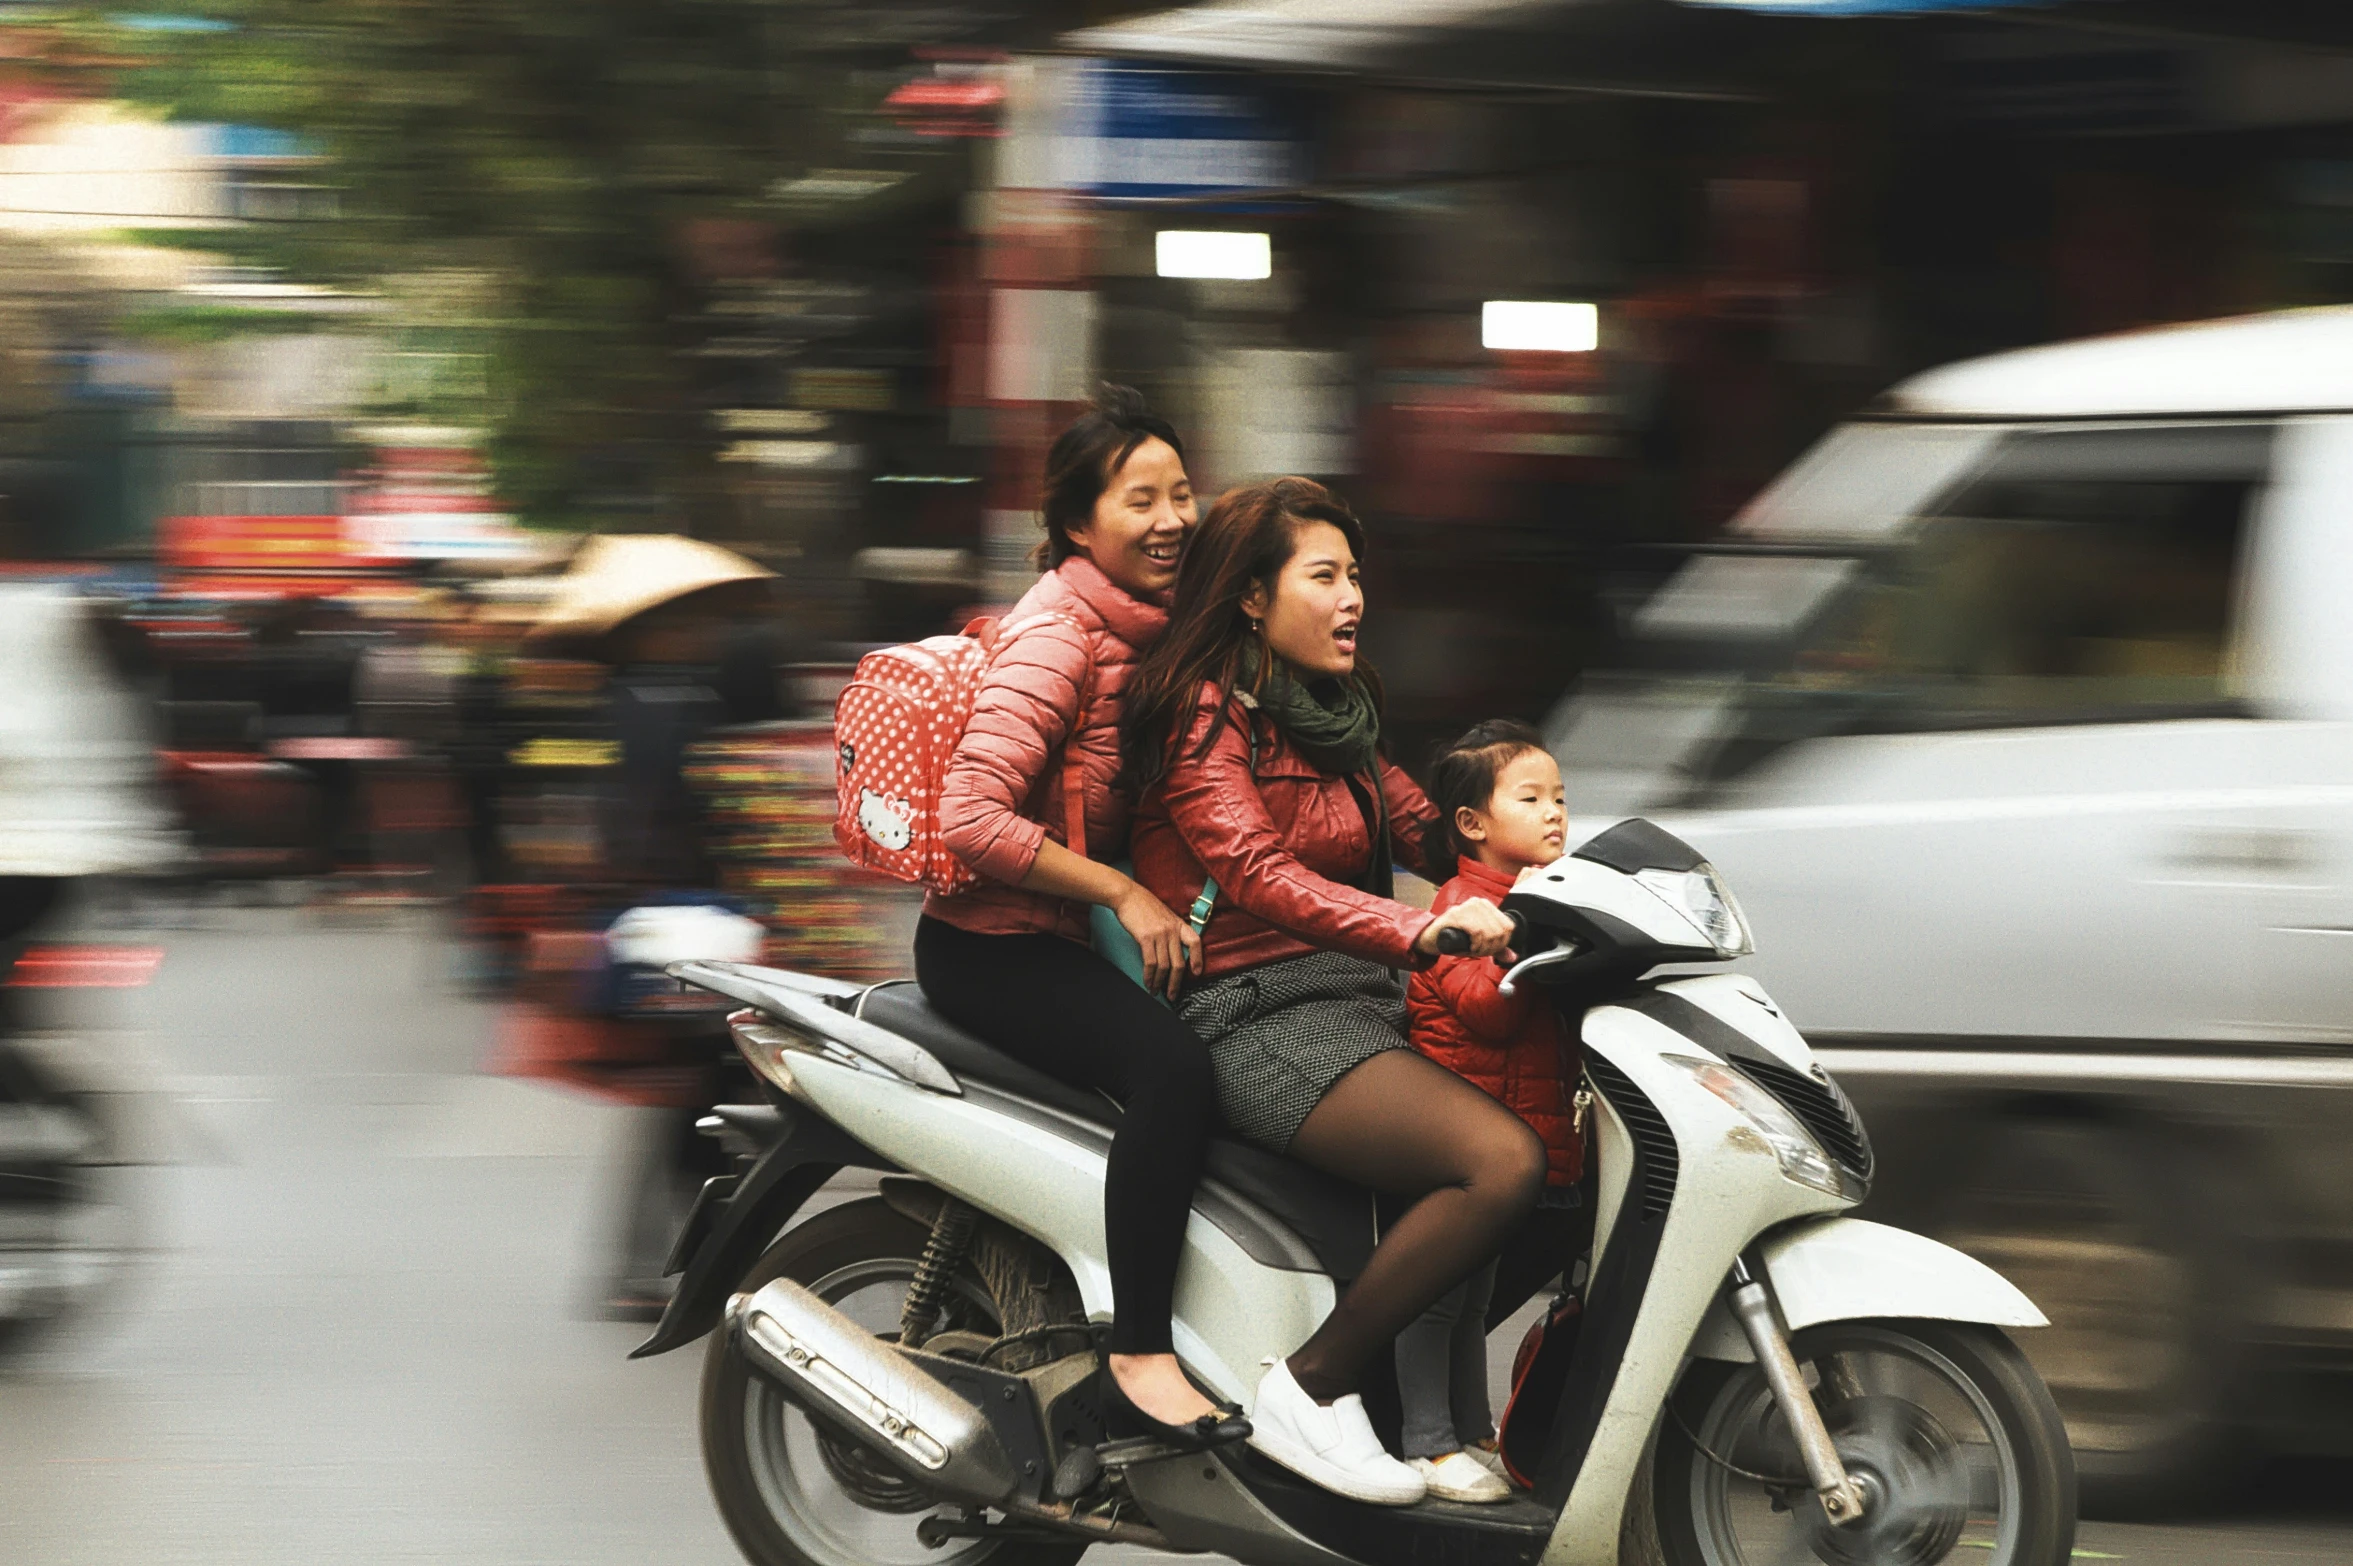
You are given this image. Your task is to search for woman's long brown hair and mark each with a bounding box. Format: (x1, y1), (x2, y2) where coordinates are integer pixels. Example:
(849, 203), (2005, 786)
(1123, 476), (1383, 788)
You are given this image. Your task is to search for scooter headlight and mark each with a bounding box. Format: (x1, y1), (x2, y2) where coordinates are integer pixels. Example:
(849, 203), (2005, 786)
(1634, 863), (1753, 957)
(1659, 1053), (1851, 1199)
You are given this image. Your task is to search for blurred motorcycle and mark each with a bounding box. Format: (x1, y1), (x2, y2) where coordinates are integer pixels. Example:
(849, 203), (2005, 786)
(0, 587), (180, 1356)
(0, 939), (158, 1358)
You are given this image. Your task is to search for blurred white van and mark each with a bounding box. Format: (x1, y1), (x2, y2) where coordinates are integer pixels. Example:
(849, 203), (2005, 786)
(1553, 308), (2353, 1514)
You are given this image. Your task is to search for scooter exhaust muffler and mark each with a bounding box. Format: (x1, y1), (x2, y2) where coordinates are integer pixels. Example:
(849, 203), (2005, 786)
(726, 1279), (1020, 1507)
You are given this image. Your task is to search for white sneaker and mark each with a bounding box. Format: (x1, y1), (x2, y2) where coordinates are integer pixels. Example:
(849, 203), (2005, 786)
(1248, 1360), (1427, 1506)
(1463, 1444), (1511, 1481)
(1411, 1452), (1512, 1504)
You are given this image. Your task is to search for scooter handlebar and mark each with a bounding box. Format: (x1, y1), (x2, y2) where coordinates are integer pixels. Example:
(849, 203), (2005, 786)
(1429, 910), (1529, 959)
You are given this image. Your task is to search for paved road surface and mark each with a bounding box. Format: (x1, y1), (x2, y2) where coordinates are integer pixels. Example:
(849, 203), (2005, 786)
(4, 907), (2348, 1565)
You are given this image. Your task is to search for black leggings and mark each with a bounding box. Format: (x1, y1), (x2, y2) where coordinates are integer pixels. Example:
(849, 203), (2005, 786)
(914, 917), (1215, 1357)
(1284, 1050), (1548, 1402)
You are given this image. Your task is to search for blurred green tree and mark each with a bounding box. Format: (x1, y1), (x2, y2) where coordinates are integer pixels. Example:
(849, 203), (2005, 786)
(20, 2), (1008, 529)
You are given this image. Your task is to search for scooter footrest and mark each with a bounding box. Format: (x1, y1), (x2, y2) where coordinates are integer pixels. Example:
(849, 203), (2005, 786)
(1094, 1436), (1185, 1468)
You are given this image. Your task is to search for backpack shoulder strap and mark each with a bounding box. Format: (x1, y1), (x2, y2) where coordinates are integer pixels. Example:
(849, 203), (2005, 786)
(972, 608), (1097, 860)
(1060, 645), (1095, 861)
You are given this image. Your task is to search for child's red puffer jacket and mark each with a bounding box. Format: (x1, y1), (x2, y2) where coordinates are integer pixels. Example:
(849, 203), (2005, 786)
(1406, 857), (1583, 1185)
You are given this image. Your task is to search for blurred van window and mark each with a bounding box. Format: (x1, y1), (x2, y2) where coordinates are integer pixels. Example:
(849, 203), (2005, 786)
(1774, 422), (2272, 726)
(1731, 422), (2002, 541)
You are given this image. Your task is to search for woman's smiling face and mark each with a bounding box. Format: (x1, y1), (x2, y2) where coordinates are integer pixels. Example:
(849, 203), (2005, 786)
(1062, 436), (1196, 597)
(1243, 519), (1363, 679)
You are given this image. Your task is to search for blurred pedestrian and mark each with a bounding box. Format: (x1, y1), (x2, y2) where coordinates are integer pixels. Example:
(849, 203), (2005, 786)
(510, 535), (781, 1317)
(0, 585), (178, 1032)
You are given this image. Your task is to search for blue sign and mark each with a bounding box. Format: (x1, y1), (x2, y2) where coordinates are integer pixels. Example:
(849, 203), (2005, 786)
(1069, 61), (1305, 200)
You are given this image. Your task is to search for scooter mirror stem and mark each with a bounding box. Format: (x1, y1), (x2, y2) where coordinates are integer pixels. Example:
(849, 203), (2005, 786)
(1725, 1267), (1871, 1528)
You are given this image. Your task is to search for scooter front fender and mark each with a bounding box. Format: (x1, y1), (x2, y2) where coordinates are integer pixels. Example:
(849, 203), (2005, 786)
(628, 1099), (884, 1360)
(1690, 1216), (2048, 1362)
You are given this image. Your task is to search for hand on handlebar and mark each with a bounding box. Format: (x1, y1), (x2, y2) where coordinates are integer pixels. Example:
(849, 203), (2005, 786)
(1415, 898), (1516, 961)
(1114, 884), (1204, 1002)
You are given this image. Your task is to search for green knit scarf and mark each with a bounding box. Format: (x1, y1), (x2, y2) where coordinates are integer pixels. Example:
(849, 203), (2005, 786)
(1239, 641), (1381, 777)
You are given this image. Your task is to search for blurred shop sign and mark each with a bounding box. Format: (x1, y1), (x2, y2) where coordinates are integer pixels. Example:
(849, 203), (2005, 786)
(167, 509), (534, 572)
(790, 367), (895, 412)
(162, 514), (363, 572)
(1003, 58), (1304, 199)
(346, 510), (536, 561)
(345, 428), (536, 561)
(884, 63), (1006, 139)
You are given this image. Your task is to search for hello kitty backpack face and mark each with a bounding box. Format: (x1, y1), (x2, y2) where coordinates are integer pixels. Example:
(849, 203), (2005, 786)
(831, 613), (1091, 893)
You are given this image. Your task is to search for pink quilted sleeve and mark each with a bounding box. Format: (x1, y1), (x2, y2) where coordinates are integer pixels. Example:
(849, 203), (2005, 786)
(938, 618), (1094, 884)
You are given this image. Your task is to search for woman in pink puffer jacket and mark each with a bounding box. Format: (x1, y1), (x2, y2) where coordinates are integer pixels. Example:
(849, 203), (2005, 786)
(915, 386), (1243, 1450)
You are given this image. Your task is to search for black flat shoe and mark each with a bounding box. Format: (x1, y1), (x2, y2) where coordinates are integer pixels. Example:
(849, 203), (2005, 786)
(1098, 1364), (1251, 1451)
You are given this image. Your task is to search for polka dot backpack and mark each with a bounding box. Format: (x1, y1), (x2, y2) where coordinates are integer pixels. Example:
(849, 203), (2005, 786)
(832, 613), (1092, 893)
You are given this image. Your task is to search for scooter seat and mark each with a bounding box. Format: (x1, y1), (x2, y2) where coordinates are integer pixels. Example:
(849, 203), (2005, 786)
(856, 981), (1378, 1280)
(859, 980), (1117, 1124)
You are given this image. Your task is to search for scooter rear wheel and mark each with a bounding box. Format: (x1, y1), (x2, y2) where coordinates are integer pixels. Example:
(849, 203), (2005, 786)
(1652, 1319), (2076, 1566)
(699, 1195), (1090, 1566)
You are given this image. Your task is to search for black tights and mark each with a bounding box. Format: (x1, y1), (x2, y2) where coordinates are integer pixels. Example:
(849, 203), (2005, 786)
(1284, 1050), (1547, 1403)
(914, 917), (1215, 1356)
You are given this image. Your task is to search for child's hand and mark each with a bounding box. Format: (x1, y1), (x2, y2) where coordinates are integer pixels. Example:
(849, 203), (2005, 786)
(1513, 864), (1544, 887)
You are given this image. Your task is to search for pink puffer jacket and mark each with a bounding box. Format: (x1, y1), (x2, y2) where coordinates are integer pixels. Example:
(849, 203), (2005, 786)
(925, 554), (1169, 942)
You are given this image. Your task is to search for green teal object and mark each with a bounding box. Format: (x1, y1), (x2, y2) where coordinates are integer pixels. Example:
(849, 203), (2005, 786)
(1091, 861), (1218, 995)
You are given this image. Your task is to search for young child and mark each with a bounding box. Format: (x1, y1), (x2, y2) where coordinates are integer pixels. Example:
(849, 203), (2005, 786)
(1395, 719), (1585, 1502)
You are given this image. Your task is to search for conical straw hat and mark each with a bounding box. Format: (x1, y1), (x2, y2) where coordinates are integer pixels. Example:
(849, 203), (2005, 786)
(527, 533), (775, 642)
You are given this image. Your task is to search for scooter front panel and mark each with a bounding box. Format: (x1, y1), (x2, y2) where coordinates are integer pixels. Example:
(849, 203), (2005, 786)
(1653, 972), (1816, 1075)
(1540, 1004), (1854, 1566)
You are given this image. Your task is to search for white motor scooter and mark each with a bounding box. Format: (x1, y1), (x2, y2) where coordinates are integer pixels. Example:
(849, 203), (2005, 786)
(638, 817), (2075, 1566)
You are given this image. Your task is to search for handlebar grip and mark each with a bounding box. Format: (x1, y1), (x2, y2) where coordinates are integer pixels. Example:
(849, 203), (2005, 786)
(1434, 926), (1473, 956)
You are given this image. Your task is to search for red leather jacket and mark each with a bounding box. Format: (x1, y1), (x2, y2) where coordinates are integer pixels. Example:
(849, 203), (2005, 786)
(926, 556), (1168, 943)
(1131, 683), (1439, 979)
(1407, 858), (1583, 1185)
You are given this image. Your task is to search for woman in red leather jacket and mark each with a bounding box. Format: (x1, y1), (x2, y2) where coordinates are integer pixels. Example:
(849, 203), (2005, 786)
(1126, 477), (1546, 1506)
(917, 387), (1244, 1451)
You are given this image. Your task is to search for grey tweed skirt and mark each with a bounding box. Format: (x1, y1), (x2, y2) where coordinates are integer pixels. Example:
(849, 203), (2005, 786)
(1176, 950), (1408, 1152)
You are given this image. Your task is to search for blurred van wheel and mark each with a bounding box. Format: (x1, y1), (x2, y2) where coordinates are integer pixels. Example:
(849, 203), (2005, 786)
(1930, 1114), (2253, 1519)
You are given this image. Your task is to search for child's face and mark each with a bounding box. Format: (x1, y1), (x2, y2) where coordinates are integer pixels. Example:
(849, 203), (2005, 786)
(1458, 747), (1567, 873)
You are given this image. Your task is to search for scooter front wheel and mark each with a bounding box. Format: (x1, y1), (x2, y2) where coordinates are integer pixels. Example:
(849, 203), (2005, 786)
(1653, 1319), (2077, 1566)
